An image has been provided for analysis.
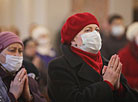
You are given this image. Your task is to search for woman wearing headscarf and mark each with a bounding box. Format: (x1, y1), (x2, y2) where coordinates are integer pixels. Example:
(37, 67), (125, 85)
(48, 12), (138, 102)
(0, 32), (47, 102)
(118, 22), (138, 91)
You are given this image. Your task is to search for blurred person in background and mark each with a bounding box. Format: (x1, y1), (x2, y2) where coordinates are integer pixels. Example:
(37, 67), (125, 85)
(0, 32), (47, 102)
(118, 22), (138, 91)
(23, 38), (41, 68)
(101, 14), (128, 60)
(23, 38), (40, 80)
(48, 12), (138, 102)
(23, 37), (49, 99)
(32, 26), (56, 68)
(23, 59), (39, 81)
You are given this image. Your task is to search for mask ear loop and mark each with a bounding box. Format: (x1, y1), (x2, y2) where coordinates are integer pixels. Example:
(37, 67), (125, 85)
(0, 54), (9, 74)
(0, 53), (6, 64)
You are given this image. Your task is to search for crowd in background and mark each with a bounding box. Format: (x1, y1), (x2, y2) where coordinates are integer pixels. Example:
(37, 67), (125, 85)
(0, 13), (138, 101)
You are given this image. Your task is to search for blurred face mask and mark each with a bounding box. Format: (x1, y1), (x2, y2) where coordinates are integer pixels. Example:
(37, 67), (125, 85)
(80, 30), (102, 54)
(38, 38), (49, 45)
(135, 36), (138, 46)
(1, 54), (23, 72)
(111, 25), (125, 37)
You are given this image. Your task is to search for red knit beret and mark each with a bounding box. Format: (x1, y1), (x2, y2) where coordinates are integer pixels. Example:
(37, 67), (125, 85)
(0, 32), (23, 52)
(61, 12), (99, 44)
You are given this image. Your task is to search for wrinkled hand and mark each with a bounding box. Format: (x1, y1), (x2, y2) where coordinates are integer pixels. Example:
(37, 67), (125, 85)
(9, 68), (26, 100)
(114, 68), (122, 90)
(103, 55), (122, 89)
(22, 70), (33, 102)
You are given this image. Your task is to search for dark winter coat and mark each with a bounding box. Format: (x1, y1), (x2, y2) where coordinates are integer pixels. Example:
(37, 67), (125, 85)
(48, 44), (138, 102)
(0, 64), (47, 102)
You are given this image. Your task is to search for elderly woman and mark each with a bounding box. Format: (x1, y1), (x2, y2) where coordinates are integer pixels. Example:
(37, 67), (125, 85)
(48, 12), (138, 102)
(118, 22), (138, 91)
(0, 32), (47, 102)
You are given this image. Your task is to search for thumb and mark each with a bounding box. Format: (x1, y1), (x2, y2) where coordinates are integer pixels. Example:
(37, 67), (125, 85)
(102, 66), (107, 75)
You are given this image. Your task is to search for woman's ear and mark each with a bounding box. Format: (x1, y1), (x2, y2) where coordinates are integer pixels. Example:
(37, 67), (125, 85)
(71, 39), (77, 47)
(0, 53), (6, 64)
(71, 39), (76, 46)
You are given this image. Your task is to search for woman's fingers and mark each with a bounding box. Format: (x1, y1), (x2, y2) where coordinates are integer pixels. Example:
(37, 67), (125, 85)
(113, 55), (120, 71)
(14, 68), (27, 82)
(108, 54), (116, 68)
(116, 62), (122, 74)
(108, 55), (120, 71)
(20, 74), (27, 84)
(14, 69), (24, 81)
(19, 68), (27, 78)
(102, 66), (107, 75)
(103, 55), (123, 87)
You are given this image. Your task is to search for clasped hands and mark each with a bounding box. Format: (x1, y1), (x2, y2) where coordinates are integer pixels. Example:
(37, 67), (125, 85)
(102, 54), (122, 90)
(9, 68), (33, 102)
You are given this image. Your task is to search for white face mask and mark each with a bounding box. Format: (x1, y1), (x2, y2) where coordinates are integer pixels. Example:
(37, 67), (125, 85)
(80, 30), (102, 54)
(1, 55), (23, 72)
(111, 25), (125, 37)
(38, 38), (49, 45)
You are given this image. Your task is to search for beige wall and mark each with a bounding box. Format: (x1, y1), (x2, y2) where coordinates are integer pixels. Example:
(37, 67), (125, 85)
(0, 0), (13, 26)
(46, 0), (71, 38)
(71, 0), (109, 25)
(0, 0), (134, 39)
(0, 0), (71, 39)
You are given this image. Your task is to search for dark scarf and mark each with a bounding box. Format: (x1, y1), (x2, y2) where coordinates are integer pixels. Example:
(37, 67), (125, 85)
(71, 46), (103, 74)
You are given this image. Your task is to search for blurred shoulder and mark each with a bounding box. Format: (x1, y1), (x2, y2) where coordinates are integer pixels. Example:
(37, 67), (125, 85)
(48, 55), (67, 69)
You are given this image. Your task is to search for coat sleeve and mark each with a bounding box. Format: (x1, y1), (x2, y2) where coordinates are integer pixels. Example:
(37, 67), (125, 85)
(113, 74), (138, 102)
(48, 60), (114, 102)
(8, 92), (16, 102)
(28, 77), (47, 102)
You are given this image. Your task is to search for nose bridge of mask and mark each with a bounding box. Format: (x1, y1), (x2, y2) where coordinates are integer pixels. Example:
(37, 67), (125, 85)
(5, 55), (23, 63)
(81, 30), (101, 44)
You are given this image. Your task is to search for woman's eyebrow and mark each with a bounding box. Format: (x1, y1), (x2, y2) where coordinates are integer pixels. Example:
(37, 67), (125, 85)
(8, 46), (16, 49)
(85, 26), (92, 30)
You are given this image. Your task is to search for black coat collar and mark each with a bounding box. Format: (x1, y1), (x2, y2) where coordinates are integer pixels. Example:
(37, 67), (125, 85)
(62, 44), (83, 67)
(62, 44), (103, 82)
